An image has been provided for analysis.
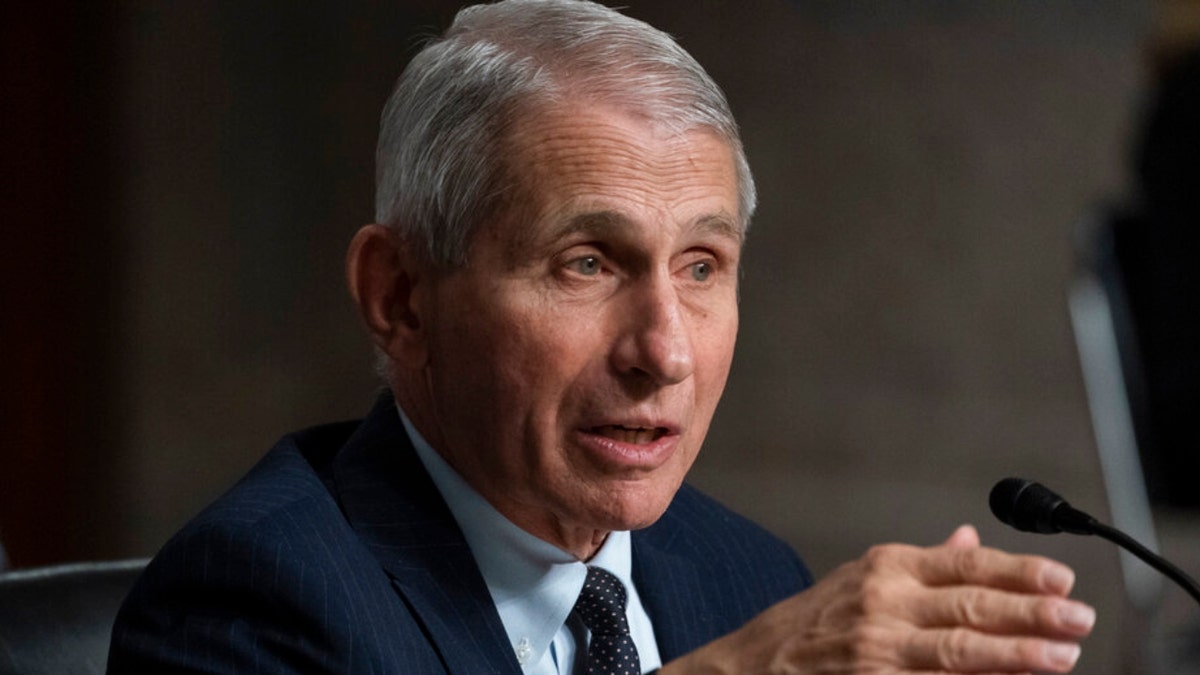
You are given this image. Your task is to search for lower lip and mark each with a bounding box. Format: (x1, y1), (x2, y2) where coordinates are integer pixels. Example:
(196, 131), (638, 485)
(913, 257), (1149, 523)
(572, 429), (679, 471)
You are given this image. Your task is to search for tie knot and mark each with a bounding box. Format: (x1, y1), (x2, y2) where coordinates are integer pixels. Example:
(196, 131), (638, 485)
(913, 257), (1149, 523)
(574, 566), (630, 636)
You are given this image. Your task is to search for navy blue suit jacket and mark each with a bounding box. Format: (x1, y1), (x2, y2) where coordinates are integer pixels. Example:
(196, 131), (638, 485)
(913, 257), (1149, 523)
(109, 394), (812, 673)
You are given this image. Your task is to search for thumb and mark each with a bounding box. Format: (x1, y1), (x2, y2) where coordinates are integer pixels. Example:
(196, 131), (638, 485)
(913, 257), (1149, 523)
(942, 524), (980, 549)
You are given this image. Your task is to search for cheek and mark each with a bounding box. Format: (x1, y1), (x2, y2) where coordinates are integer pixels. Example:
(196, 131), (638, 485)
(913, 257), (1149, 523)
(435, 301), (594, 424)
(693, 313), (738, 400)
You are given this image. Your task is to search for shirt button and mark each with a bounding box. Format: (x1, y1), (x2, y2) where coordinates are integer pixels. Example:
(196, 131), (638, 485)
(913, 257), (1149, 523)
(515, 637), (532, 665)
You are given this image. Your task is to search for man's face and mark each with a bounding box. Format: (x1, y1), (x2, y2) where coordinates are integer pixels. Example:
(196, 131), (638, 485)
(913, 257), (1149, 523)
(418, 102), (742, 556)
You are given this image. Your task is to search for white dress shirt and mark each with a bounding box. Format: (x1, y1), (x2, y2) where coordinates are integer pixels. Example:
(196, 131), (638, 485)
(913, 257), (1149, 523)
(399, 407), (663, 674)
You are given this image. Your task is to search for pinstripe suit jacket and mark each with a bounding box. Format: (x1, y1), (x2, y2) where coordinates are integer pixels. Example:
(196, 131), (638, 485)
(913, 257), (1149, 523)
(108, 394), (812, 674)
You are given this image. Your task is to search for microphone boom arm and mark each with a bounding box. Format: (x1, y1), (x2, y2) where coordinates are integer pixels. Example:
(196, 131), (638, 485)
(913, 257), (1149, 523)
(1088, 520), (1200, 606)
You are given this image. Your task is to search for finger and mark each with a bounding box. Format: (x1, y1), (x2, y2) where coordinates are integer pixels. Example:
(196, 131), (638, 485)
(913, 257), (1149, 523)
(918, 671), (1035, 675)
(920, 671), (1035, 675)
(911, 586), (1096, 639)
(901, 629), (1083, 673)
(942, 524), (981, 549)
(910, 546), (1077, 596)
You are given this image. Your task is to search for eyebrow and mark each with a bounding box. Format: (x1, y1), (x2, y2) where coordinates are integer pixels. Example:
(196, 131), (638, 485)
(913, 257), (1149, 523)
(693, 213), (745, 246)
(505, 208), (745, 266)
(549, 209), (744, 246)
(558, 210), (629, 239)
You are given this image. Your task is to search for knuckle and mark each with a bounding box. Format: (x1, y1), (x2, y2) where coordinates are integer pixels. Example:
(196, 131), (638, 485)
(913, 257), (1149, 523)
(862, 543), (905, 573)
(935, 628), (973, 669)
(862, 545), (890, 570)
(859, 575), (890, 613)
(1033, 598), (1058, 630)
(951, 547), (981, 580)
(1032, 595), (1051, 629)
(953, 587), (988, 628)
(841, 624), (890, 667)
(1021, 558), (1047, 586)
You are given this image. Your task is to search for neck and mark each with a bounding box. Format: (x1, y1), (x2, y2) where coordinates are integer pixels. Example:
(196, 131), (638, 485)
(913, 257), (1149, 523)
(391, 378), (612, 561)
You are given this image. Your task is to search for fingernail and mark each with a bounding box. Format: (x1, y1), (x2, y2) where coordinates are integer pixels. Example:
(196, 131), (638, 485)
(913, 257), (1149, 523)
(1045, 643), (1081, 669)
(1058, 602), (1096, 632)
(1041, 564), (1075, 594)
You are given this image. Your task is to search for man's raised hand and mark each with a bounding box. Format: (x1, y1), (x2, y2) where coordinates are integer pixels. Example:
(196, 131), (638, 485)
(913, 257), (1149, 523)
(660, 525), (1095, 673)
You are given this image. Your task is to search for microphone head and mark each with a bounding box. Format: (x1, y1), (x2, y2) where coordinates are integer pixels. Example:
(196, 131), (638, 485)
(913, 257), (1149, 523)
(989, 477), (1070, 534)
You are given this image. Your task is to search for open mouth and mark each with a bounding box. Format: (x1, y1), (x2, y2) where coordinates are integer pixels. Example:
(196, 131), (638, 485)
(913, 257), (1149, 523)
(590, 424), (670, 445)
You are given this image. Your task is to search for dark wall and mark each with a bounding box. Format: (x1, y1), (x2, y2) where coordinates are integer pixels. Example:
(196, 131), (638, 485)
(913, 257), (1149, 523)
(2, 3), (122, 564)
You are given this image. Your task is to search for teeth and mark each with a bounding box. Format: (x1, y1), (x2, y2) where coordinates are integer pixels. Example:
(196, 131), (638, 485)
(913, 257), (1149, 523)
(597, 425), (660, 444)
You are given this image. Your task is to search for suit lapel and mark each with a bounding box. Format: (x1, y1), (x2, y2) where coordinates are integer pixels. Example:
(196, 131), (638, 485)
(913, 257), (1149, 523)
(331, 394), (522, 675)
(631, 518), (722, 662)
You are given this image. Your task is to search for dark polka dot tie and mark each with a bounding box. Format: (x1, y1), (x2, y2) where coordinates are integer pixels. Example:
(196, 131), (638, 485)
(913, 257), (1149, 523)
(573, 566), (642, 675)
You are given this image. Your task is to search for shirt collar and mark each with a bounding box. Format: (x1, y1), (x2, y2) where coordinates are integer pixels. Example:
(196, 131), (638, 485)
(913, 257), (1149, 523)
(397, 405), (635, 670)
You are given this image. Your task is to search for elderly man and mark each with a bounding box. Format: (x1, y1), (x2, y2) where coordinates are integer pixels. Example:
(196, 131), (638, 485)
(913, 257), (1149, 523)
(109, 1), (1095, 672)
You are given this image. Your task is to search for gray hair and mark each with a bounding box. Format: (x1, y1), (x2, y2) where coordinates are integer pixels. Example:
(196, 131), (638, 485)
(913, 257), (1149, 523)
(374, 0), (756, 267)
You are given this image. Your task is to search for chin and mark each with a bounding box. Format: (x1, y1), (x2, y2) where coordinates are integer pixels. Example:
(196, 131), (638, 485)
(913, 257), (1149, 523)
(590, 483), (677, 532)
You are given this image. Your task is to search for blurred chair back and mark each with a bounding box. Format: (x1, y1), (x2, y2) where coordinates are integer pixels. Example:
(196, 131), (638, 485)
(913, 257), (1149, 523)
(0, 559), (147, 675)
(1069, 207), (1164, 611)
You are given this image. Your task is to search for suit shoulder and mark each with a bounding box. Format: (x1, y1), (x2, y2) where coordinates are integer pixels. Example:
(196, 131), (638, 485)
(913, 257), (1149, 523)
(123, 418), (369, 599)
(134, 418), (368, 594)
(109, 418), (434, 673)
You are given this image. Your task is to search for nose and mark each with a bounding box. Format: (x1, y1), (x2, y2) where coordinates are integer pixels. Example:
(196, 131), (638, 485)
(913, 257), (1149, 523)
(610, 273), (694, 386)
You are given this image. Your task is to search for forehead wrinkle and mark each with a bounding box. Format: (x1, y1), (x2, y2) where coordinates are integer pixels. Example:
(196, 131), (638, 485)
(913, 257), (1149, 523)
(494, 104), (741, 265)
(518, 105), (725, 184)
(543, 132), (719, 193)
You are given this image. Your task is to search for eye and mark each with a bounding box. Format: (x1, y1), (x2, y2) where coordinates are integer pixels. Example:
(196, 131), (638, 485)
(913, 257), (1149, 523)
(567, 255), (602, 276)
(690, 261), (712, 282)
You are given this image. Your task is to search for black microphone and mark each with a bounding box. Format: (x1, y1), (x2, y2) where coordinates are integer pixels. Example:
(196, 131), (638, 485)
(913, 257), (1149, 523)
(988, 477), (1098, 535)
(990, 477), (1200, 606)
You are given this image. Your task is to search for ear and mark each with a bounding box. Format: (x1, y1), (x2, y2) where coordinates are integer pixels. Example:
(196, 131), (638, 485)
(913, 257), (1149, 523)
(346, 224), (432, 369)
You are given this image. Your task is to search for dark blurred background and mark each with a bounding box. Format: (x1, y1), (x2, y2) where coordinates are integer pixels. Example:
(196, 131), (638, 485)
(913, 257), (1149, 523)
(4, 1), (1199, 672)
